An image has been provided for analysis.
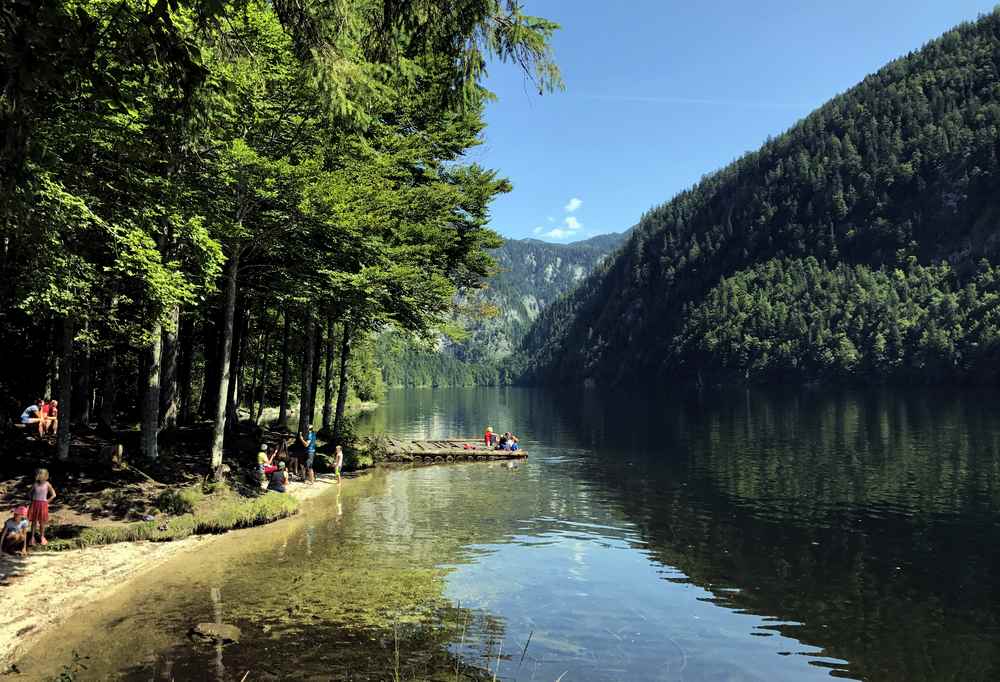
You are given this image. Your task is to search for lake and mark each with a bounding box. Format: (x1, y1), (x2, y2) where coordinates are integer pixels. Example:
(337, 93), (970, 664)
(16, 386), (1000, 680)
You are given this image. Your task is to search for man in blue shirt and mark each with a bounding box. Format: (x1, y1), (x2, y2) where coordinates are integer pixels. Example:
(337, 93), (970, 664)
(299, 424), (317, 484)
(20, 399), (43, 437)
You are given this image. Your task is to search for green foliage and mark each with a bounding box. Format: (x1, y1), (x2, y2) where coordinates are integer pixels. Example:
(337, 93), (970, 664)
(676, 257), (1000, 384)
(0, 0), (561, 449)
(154, 485), (205, 515)
(519, 9), (1000, 387)
(45, 488), (299, 551)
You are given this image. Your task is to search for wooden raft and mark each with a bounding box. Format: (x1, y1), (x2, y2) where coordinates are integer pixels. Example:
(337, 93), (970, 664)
(384, 438), (527, 464)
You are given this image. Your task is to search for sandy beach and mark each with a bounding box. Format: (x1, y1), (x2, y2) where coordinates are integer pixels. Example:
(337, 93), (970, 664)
(0, 474), (345, 670)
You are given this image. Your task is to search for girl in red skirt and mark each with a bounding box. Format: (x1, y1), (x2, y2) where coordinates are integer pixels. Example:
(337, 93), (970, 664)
(28, 468), (57, 546)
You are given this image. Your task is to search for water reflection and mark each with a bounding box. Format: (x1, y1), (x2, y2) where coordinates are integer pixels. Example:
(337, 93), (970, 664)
(17, 386), (1000, 681)
(361, 387), (1000, 681)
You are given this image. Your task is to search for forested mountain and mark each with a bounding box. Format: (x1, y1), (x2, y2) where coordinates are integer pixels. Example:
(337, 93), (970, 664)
(379, 231), (627, 386)
(517, 9), (1000, 386)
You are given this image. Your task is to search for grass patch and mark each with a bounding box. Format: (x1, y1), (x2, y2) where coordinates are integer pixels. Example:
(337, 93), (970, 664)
(44, 487), (299, 551)
(154, 485), (204, 515)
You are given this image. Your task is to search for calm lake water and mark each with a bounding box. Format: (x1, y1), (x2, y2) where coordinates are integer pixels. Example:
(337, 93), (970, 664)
(18, 386), (1000, 681)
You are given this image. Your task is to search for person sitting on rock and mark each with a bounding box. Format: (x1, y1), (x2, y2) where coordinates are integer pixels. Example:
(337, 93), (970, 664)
(257, 444), (277, 485)
(268, 461), (289, 493)
(19, 399), (43, 437)
(41, 399), (59, 437)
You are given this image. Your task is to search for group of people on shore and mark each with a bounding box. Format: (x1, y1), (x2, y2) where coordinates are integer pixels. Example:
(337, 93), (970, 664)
(2, 469), (57, 556)
(256, 424), (344, 493)
(18, 399), (59, 438)
(483, 426), (520, 451)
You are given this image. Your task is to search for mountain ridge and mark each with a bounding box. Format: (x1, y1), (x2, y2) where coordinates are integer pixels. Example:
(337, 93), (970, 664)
(378, 229), (629, 386)
(516, 9), (1000, 386)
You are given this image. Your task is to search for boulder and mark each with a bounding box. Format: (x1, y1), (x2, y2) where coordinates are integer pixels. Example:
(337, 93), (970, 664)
(189, 622), (241, 645)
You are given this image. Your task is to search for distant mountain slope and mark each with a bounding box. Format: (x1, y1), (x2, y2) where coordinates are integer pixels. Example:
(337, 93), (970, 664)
(379, 231), (628, 386)
(517, 9), (1000, 386)
(457, 232), (628, 363)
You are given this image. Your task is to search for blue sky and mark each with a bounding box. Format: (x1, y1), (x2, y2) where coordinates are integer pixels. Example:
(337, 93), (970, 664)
(473, 0), (1000, 243)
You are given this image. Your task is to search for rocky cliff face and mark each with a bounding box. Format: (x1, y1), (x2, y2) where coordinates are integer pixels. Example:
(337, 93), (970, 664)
(451, 232), (628, 363)
(377, 231), (628, 386)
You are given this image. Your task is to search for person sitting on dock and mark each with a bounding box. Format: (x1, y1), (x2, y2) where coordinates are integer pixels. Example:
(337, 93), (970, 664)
(510, 436), (520, 452)
(497, 432), (509, 450)
(268, 461), (289, 493)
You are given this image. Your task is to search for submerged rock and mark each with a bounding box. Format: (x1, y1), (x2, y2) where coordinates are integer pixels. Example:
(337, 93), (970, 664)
(189, 623), (241, 645)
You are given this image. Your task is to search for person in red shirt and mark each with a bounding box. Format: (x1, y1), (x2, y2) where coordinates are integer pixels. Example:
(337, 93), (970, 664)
(484, 426), (494, 447)
(40, 399), (59, 436)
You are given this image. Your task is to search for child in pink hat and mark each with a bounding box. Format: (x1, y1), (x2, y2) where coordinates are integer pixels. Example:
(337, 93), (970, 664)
(2, 506), (30, 555)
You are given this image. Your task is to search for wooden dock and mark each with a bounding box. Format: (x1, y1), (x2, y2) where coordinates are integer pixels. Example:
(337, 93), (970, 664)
(383, 438), (527, 464)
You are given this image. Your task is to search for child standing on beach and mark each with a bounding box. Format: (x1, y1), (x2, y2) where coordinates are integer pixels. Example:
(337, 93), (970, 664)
(27, 469), (56, 546)
(1, 506), (29, 555)
(334, 445), (344, 484)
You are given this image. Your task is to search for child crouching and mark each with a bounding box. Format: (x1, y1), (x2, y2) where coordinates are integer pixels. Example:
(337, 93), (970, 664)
(2, 506), (30, 555)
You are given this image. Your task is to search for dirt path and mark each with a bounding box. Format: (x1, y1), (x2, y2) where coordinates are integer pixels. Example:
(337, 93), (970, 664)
(0, 473), (346, 671)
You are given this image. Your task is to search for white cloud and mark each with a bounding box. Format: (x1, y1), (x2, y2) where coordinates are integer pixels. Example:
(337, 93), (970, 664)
(533, 226), (544, 235)
(542, 228), (574, 239)
(564, 197), (582, 213)
(547, 216), (555, 223)
(541, 215), (585, 240)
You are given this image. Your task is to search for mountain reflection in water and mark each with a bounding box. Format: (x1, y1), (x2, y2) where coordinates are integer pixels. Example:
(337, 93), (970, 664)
(18, 386), (1000, 681)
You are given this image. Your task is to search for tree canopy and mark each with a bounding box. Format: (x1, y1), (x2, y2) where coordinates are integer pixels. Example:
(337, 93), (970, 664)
(0, 0), (560, 463)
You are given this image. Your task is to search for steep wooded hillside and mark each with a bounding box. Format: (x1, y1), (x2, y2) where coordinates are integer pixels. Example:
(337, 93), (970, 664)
(518, 10), (1000, 386)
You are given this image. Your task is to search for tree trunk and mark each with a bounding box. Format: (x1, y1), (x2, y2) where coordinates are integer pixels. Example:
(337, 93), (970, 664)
(56, 317), (74, 461)
(44, 320), (57, 398)
(72, 322), (91, 426)
(210, 249), (240, 473)
(225, 298), (244, 432)
(332, 324), (352, 446)
(308, 324), (322, 428)
(247, 329), (260, 422)
(235, 303), (251, 407)
(277, 313), (291, 427)
(98, 349), (115, 428)
(299, 313), (314, 429)
(140, 321), (162, 460)
(177, 315), (194, 424)
(252, 325), (272, 424)
(160, 304), (180, 430)
(322, 316), (335, 432)
(199, 304), (221, 416)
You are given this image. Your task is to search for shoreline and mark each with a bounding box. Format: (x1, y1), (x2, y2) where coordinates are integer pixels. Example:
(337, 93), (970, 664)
(0, 472), (350, 671)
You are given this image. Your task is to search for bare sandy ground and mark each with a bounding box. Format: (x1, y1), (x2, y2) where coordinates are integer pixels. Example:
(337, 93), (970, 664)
(0, 473), (345, 670)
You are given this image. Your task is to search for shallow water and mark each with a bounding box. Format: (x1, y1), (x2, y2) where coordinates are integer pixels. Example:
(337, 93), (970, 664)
(18, 386), (1000, 680)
